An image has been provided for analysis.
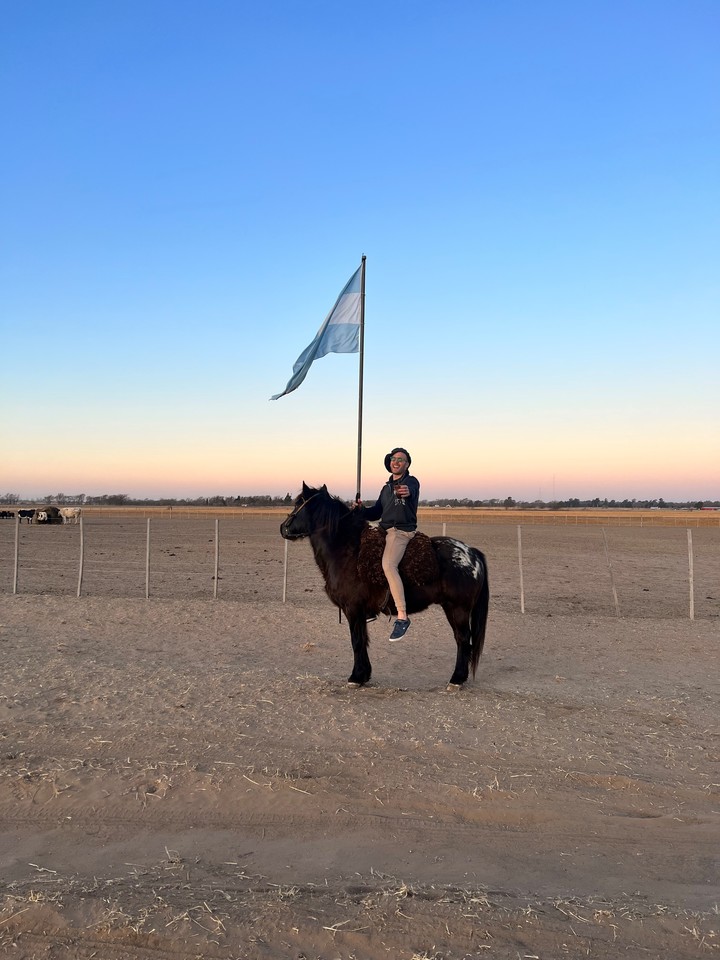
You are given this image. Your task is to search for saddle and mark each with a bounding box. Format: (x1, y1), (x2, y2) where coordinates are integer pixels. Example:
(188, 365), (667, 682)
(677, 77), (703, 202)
(358, 526), (440, 587)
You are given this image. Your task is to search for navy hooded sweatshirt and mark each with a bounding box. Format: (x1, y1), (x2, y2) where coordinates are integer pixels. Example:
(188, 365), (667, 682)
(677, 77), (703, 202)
(358, 473), (420, 532)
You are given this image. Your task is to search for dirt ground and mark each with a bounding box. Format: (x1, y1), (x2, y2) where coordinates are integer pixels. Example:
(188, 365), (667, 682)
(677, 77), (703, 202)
(0, 518), (718, 959)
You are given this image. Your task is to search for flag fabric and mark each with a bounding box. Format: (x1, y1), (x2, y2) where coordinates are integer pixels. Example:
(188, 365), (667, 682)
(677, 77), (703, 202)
(270, 265), (362, 400)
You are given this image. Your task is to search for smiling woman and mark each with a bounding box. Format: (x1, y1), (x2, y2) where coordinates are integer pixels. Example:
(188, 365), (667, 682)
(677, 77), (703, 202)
(353, 447), (420, 637)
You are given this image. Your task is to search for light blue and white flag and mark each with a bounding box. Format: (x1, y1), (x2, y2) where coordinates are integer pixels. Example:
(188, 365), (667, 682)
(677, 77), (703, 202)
(271, 265), (362, 400)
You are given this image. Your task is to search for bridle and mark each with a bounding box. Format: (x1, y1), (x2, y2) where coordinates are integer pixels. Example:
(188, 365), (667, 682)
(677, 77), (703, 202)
(285, 490), (322, 523)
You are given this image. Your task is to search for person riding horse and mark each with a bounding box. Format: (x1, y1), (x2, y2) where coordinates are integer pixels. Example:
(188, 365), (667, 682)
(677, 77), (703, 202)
(281, 482), (489, 689)
(353, 447), (420, 641)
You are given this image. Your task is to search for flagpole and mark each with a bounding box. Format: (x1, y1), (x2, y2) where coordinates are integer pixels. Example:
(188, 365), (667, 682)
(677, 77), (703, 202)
(356, 255), (366, 501)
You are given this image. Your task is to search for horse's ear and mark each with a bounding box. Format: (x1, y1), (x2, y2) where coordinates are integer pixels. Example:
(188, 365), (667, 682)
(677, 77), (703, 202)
(321, 484), (327, 493)
(302, 481), (310, 494)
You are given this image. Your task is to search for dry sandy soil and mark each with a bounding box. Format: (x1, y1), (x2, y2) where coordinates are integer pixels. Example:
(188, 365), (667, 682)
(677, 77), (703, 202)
(0, 518), (718, 959)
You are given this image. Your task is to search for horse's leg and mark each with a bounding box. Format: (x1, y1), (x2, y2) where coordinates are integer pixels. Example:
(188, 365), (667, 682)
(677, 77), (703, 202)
(442, 603), (473, 689)
(347, 615), (372, 687)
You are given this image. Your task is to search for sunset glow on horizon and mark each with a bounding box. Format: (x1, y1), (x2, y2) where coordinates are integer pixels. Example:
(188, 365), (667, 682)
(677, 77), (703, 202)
(5, 414), (718, 504)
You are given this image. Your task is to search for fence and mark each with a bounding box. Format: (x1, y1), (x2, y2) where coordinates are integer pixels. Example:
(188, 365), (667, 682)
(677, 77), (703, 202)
(5, 505), (720, 526)
(1, 514), (718, 621)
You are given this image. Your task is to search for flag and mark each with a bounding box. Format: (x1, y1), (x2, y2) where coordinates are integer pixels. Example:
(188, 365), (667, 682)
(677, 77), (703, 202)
(270, 265), (362, 400)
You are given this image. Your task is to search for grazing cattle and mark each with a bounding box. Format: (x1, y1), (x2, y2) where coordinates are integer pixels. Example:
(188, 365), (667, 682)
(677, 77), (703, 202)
(0, 510), (15, 519)
(18, 509), (35, 523)
(60, 507), (82, 524)
(35, 506), (62, 524)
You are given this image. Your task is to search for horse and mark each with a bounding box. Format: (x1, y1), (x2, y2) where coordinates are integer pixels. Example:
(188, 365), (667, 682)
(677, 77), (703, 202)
(280, 483), (489, 690)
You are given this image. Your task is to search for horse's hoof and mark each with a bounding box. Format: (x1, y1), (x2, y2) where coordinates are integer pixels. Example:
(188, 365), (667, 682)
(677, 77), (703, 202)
(347, 680), (362, 688)
(446, 682), (463, 692)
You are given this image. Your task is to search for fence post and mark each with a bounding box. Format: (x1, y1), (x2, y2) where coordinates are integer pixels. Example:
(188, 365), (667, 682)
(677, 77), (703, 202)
(282, 538), (289, 603)
(517, 525), (525, 614)
(213, 518), (219, 599)
(687, 529), (694, 621)
(12, 515), (19, 595)
(77, 515), (85, 598)
(145, 519), (151, 599)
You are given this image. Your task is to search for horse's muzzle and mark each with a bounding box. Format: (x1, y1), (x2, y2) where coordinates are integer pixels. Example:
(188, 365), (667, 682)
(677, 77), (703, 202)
(280, 519), (304, 540)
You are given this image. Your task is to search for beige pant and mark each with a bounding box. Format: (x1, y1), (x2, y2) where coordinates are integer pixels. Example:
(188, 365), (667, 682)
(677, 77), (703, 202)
(382, 527), (416, 615)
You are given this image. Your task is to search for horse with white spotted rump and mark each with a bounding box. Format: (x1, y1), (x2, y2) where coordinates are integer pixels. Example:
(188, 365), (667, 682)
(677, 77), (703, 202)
(281, 483), (490, 690)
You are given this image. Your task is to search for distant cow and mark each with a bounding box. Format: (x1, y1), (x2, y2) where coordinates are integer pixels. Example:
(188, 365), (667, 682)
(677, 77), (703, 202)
(60, 507), (82, 524)
(35, 506), (62, 524)
(0, 510), (15, 519)
(18, 509), (35, 523)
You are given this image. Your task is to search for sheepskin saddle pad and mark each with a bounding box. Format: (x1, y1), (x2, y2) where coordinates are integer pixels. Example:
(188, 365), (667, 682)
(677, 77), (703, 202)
(358, 526), (440, 587)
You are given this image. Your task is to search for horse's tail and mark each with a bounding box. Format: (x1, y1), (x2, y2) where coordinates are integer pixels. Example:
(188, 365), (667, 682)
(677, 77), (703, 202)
(470, 550), (489, 678)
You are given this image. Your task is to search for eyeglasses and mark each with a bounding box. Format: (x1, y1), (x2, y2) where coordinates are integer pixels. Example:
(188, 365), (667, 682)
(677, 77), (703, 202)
(390, 458), (407, 463)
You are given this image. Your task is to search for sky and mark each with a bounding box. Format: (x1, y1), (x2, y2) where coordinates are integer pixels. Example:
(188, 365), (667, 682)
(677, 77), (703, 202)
(2, 0), (718, 503)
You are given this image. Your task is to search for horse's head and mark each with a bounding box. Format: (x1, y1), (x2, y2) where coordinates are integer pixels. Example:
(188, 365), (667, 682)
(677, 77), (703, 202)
(280, 482), (348, 540)
(280, 483), (326, 540)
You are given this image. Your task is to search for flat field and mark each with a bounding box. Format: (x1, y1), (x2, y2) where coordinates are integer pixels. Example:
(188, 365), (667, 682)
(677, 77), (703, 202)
(0, 516), (718, 959)
(2, 512), (719, 619)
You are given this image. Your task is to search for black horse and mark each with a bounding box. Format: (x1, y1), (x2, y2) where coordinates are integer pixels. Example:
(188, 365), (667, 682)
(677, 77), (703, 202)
(280, 483), (489, 689)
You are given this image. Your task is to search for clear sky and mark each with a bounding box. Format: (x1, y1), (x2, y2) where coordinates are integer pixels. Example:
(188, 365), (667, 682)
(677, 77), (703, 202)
(2, 1), (718, 503)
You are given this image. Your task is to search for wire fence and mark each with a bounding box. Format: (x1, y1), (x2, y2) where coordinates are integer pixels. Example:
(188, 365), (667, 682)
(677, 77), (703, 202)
(4, 505), (720, 526)
(1, 515), (718, 621)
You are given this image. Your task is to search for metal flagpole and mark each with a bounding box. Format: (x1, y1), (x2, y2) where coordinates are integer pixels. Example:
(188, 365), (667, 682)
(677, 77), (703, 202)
(355, 255), (366, 501)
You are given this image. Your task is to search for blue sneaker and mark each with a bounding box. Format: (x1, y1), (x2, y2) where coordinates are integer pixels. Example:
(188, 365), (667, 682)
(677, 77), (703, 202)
(389, 618), (411, 641)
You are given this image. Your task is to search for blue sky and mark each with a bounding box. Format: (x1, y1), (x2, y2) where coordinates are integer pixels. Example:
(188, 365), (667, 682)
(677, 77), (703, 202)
(2, 0), (718, 502)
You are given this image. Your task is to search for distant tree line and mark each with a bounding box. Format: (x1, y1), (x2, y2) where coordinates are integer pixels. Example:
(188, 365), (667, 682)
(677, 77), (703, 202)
(0, 492), (296, 508)
(420, 496), (719, 510)
(1, 492), (717, 510)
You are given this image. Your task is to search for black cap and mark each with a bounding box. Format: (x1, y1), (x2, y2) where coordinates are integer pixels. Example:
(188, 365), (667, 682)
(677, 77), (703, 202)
(384, 447), (412, 472)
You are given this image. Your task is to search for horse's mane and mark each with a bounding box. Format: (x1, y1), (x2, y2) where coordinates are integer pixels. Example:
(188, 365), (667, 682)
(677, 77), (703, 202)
(302, 485), (362, 539)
